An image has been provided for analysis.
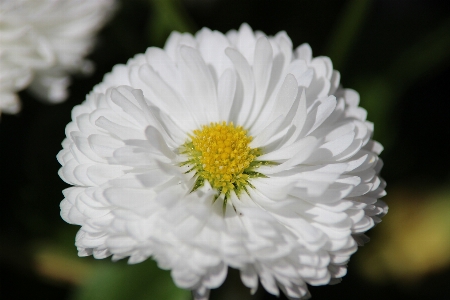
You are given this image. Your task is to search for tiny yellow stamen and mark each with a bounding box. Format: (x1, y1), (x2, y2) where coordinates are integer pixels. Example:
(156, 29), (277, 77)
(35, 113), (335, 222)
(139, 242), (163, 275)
(181, 121), (262, 197)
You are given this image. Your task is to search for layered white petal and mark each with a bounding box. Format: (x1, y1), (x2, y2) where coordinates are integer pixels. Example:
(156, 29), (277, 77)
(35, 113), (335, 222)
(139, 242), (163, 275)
(0, 0), (116, 115)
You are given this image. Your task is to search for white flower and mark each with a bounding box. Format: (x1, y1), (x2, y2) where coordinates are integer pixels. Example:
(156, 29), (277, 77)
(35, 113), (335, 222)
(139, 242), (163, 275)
(0, 0), (116, 115)
(58, 24), (387, 299)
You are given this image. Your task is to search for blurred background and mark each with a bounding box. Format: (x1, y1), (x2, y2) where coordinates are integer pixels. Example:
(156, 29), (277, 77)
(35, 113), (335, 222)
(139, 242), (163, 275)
(1, 0), (450, 299)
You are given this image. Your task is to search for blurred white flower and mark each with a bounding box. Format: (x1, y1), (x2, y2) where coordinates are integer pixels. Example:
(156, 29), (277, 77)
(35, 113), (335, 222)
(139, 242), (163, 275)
(0, 0), (116, 115)
(58, 24), (387, 299)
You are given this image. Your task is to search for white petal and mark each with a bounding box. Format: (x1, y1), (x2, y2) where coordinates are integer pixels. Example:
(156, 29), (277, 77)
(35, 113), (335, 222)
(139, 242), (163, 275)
(259, 136), (319, 174)
(253, 36), (273, 105)
(202, 262), (228, 289)
(144, 126), (176, 159)
(88, 134), (124, 158)
(217, 68), (236, 121)
(180, 45), (218, 123)
(225, 47), (256, 126)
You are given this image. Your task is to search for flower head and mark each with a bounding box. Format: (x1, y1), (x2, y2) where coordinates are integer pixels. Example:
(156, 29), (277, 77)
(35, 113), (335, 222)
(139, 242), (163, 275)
(58, 24), (387, 299)
(0, 0), (116, 115)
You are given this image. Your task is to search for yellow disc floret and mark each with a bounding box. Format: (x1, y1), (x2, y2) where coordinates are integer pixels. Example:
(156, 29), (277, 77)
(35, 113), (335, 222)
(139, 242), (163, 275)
(181, 121), (262, 197)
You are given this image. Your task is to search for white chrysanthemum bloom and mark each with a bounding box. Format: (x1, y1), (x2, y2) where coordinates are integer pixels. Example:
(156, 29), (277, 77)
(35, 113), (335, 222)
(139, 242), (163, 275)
(58, 24), (387, 299)
(0, 0), (116, 115)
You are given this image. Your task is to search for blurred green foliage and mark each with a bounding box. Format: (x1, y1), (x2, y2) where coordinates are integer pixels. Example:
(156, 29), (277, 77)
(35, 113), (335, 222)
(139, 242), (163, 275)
(146, 0), (196, 46)
(326, 0), (373, 71)
(353, 16), (450, 148)
(1, 0), (450, 300)
(72, 260), (190, 300)
(357, 186), (450, 283)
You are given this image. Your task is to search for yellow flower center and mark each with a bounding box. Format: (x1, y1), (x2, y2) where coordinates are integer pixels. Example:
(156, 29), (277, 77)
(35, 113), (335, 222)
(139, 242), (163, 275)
(181, 122), (262, 197)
